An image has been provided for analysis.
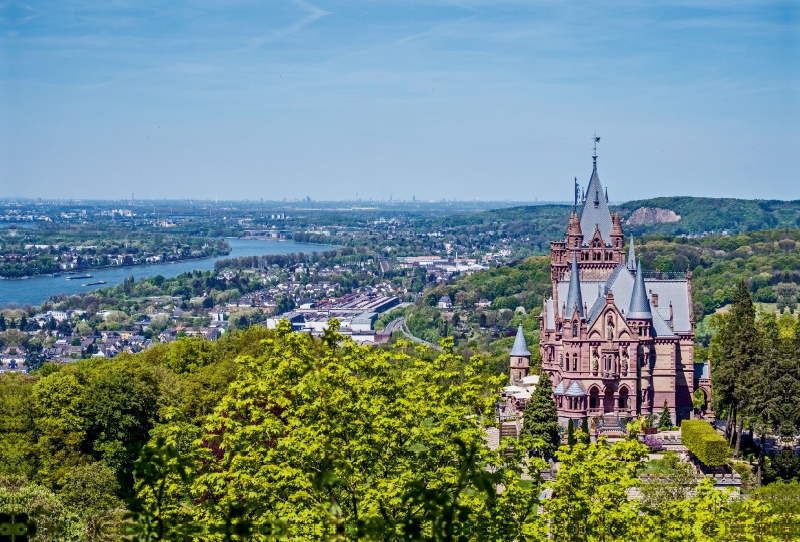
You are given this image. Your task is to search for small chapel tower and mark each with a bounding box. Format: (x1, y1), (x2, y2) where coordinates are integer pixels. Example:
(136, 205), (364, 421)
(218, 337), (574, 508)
(509, 323), (531, 384)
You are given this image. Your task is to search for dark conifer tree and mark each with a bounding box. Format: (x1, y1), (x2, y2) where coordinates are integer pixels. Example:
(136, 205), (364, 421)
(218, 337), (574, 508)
(714, 280), (761, 458)
(580, 417), (590, 444)
(658, 400), (672, 430)
(519, 372), (561, 457)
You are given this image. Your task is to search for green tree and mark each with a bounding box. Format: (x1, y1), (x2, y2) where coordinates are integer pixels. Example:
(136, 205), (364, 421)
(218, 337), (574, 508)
(58, 463), (122, 541)
(519, 372), (561, 457)
(188, 326), (541, 539)
(545, 437), (648, 540)
(567, 420), (575, 447)
(581, 417), (591, 444)
(658, 400), (672, 430)
(712, 280), (761, 458)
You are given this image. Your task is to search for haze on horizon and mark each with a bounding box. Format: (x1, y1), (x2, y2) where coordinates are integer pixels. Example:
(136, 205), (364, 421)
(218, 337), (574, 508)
(1, 1), (798, 202)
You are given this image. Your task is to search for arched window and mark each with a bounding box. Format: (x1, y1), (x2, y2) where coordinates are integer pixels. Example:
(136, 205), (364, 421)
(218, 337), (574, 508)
(572, 354), (578, 371)
(572, 323), (578, 338)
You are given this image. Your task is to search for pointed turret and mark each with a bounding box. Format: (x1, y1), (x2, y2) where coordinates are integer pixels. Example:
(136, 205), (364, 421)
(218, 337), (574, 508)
(610, 214), (624, 252)
(627, 262), (652, 319)
(565, 253), (584, 318)
(579, 158), (613, 244)
(509, 323), (531, 383)
(510, 324), (531, 357)
(626, 233), (637, 270)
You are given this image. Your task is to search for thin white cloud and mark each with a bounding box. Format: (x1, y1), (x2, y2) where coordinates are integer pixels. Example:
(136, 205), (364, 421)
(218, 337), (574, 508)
(246, 0), (330, 49)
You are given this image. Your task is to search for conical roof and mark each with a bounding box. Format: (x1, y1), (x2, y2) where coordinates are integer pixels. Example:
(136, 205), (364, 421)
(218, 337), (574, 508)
(627, 262), (652, 319)
(579, 161), (613, 245)
(510, 324), (531, 357)
(626, 233), (637, 270)
(565, 253), (584, 318)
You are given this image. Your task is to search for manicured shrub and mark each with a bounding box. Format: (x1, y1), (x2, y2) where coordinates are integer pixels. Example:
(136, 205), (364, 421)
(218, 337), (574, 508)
(681, 420), (730, 466)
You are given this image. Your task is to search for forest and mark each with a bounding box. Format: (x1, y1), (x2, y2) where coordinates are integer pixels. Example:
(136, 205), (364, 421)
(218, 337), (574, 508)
(2, 320), (799, 540)
(399, 227), (800, 360)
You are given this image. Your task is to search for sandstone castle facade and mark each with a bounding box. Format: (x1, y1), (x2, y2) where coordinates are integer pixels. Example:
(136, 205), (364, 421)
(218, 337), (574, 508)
(534, 153), (708, 426)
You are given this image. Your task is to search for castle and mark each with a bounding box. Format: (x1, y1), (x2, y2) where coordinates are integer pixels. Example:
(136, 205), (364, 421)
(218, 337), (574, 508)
(528, 151), (708, 427)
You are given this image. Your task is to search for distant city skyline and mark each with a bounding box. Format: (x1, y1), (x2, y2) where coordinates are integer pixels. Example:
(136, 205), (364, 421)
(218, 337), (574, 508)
(1, 1), (797, 201)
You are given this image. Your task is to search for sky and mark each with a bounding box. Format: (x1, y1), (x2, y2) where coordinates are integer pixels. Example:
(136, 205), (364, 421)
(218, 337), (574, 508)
(0, 0), (798, 202)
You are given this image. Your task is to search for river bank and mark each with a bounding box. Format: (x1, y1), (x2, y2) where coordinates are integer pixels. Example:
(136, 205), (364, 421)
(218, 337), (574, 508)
(0, 239), (332, 306)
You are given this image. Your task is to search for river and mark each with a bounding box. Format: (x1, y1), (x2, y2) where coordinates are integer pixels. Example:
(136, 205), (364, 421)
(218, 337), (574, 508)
(0, 239), (333, 306)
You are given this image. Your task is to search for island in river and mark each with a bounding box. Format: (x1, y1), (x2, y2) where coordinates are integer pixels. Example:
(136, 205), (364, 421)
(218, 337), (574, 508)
(0, 239), (332, 306)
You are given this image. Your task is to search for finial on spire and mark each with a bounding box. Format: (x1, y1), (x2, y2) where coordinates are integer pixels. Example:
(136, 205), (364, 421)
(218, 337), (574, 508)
(592, 133), (601, 165)
(573, 177), (579, 212)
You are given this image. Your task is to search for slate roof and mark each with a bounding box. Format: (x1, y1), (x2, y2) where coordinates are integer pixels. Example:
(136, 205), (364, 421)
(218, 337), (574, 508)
(627, 262), (653, 319)
(555, 265), (691, 334)
(510, 324), (531, 356)
(553, 381), (565, 394)
(651, 313), (676, 337)
(627, 233), (637, 270)
(545, 297), (555, 330)
(564, 381), (586, 396)
(695, 362), (710, 380)
(564, 253), (584, 318)
(579, 162), (614, 245)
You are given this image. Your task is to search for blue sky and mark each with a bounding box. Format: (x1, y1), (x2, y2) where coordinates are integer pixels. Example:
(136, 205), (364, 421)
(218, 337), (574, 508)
(1, 0), (798, 201)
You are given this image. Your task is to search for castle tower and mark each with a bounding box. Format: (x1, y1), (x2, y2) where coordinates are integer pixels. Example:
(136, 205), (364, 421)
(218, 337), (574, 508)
(509, 323), (531, 384)
(627, 262), (654, 415)
(539, 145), (699, 426)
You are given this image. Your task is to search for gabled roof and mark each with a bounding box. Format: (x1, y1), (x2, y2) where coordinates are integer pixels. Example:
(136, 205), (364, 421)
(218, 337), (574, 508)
(587, 294), (607, 327)
(510, 324), (531, 356)
(579, 162), (613, 245)
(564, 253), (584, 318)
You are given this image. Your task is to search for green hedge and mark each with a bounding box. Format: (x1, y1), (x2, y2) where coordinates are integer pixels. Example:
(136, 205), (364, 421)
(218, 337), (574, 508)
(681, 420), (730, 466)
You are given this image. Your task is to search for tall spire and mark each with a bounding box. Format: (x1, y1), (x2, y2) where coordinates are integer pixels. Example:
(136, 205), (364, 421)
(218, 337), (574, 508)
(510, 323), (531, 357)
(628, 262), (652, 319)
(565, 253), (584, 318)
(580, 141), (613, 244)
(626, 233), (637, 270)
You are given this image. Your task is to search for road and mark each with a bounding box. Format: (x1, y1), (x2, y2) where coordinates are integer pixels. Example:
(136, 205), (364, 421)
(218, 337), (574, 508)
(384, 317), (441, 351)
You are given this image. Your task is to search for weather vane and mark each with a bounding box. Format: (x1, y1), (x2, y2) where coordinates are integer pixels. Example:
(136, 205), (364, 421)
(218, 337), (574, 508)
(573, 177), (579, 213)
(592, 133), (601, 163)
